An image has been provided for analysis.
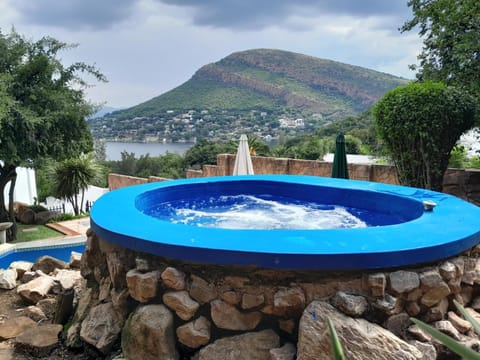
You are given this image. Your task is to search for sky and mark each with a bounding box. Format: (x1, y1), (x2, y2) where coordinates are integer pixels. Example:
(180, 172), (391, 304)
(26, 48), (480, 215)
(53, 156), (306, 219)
(0, 0), (422, 109)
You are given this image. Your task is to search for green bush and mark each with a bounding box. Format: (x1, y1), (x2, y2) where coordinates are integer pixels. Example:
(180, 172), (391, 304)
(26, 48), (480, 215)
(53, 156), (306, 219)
(374, 81), (476, 190)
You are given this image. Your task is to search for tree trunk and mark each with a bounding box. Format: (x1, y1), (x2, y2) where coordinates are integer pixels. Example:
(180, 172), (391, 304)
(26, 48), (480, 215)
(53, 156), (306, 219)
(0, 164), (18, 242)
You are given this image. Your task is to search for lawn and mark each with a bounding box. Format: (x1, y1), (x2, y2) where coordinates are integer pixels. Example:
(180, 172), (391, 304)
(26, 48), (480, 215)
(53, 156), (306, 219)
(14, 224), (64, 243)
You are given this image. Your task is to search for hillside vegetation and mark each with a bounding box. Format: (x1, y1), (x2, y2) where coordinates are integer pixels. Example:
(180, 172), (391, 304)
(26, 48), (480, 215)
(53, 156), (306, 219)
(91, 49), (408, 142)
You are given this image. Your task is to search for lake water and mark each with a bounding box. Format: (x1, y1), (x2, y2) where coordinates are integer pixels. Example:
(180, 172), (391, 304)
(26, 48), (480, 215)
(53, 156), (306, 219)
(105, 142), (194, 161)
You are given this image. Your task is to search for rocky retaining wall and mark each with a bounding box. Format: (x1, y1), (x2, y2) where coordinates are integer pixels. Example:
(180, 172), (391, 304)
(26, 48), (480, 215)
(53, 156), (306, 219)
(66, 230), (480, 359)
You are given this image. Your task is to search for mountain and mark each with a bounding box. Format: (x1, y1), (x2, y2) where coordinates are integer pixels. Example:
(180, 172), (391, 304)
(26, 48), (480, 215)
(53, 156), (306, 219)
(89, 106), (123, 119)
(90, 49), (408, 142)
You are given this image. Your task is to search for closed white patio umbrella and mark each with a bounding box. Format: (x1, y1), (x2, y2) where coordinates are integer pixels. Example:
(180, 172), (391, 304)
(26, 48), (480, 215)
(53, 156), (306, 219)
(233, 134), (254, 175)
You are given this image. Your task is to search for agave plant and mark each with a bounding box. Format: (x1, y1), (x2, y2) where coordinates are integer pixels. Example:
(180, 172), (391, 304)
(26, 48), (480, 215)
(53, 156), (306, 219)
(411, 300), (480, 360)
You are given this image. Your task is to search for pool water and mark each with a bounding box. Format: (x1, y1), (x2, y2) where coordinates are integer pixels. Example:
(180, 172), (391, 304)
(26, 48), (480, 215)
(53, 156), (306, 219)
(146, 194), (405, 230)
(0, 244), (85, 269)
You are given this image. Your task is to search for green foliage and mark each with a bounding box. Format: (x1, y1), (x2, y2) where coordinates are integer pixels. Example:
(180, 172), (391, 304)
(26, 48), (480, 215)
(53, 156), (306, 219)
(14, 225), (63, 243)
(374, 81), (476, 190)
(28, 204), (48, 213)
(47, 154), (104, 215)
(402, 0), (480, 107)
(411, 300), (480, 359)
(0, 30), (105, 167)
(449, 145), (470, 168)
(184, 139), (234, 169)
(314, 110), (382, 155)
(0, 29), (105, 239)
(469, 156), (480, 168)
(327, 318), (345, 360)
(103, 151), (186, 179)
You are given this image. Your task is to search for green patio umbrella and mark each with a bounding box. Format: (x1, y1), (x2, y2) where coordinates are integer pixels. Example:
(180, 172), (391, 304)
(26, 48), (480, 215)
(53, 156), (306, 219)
(331, 134), (349, 179)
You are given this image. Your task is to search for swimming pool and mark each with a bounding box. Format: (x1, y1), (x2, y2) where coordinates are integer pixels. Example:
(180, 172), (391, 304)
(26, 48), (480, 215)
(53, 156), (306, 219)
(0, 243), (85, 269)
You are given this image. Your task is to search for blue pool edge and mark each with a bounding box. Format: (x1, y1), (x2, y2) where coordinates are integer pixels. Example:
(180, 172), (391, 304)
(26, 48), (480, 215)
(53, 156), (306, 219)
(91, 175), (480, 270)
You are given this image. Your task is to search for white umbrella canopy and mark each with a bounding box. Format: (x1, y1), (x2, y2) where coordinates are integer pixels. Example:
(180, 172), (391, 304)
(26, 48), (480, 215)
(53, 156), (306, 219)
(233, 134), (254, 175)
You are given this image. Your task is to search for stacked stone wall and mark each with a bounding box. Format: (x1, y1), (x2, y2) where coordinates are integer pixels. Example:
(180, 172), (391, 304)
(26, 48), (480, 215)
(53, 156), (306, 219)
(68, 230), (480, 358)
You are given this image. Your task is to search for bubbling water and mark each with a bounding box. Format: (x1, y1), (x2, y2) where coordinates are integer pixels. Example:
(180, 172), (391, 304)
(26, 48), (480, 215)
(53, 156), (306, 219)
(146, 194), (368, 230)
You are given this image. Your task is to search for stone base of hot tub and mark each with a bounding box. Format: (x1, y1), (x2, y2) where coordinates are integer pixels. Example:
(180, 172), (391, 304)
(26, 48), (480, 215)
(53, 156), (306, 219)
(68, 229), (480, 359)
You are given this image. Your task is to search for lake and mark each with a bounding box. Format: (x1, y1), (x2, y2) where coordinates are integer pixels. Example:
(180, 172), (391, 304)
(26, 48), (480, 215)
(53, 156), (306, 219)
(105, 142), (194, 161)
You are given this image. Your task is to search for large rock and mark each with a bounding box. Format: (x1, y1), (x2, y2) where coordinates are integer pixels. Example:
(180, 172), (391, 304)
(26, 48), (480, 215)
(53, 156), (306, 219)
(122, 304), (178, 360)
(297, 301), (423, 360)
(0, 317), (37, 340)
(272, 287), (305, 316)
(106, 251), (134, 288)
(9, 261), (33, 278)
(389, 271), (420, 294)
(69, 252), (83, 269)
(176, 316), (211, 349)
(196, 329), (279, 360)
(331, 291), (367, 317)
(161, 267), (186, 290)
(24, 305), (47, 322)
(14, 202), (35, 224)
(162, 290), (199, 320)
(189, 275), (217, 304)
(0, 268), (17, 289)
(126, 269), (160, 303)
(210, 299), (262, 330)
(367, 273), (386, 297)
(80, 302), (124, 354)
(52, 268), (83, 290)
(14, 324), (63, 357)
(270, 342), (296, 360)
(17, 275), (55, 304)
(419, 269), (451, 307)
(32, 256), (68, 274)
(34, 210), (59, 225)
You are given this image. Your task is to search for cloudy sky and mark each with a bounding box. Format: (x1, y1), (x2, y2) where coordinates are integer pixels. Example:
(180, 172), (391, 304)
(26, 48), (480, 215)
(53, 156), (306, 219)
(0, 0), (422, 109)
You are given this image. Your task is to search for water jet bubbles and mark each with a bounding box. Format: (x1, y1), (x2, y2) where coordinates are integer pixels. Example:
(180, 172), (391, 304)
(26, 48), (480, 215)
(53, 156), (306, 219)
(151, 194), (368, 230)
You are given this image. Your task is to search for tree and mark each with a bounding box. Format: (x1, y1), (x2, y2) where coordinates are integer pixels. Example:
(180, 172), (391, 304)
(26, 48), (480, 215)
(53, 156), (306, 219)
(184, 139), (230, 169)
(48, 154), (103, 215)
(402, 0), (480, 103)
(374, 81), (476, 190)
(0, 30), (105, 239)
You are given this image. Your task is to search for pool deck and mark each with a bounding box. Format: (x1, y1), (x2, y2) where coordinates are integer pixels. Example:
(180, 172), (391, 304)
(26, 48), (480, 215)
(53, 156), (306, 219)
(0, 217), (89, 256)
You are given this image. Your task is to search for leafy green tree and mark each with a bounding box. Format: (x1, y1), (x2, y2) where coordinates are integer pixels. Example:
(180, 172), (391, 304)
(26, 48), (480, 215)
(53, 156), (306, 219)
(374, 81), (476, 190)
(0, 30), (105, 239)
(156, 152), (185, 179)
(48, 154), (103, 215)
(402, 0), (480, 103)
(245, 135), (269, 156)
(344, 135), (362, 155)
(184, 139), (228, 169)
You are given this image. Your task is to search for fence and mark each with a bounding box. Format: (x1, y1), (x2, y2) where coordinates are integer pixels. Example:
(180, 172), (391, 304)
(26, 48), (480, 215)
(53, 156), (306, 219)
(47, 200), (94, 214)
(47, 203), (66, 214)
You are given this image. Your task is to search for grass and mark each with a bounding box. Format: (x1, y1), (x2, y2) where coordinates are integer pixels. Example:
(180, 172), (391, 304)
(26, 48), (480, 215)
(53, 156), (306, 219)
(13, 224), (64, 243)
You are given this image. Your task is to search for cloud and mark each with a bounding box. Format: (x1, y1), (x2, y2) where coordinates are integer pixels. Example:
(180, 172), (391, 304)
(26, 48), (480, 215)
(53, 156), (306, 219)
(158, 0), (411, 31)
(14, 0), (137, 30)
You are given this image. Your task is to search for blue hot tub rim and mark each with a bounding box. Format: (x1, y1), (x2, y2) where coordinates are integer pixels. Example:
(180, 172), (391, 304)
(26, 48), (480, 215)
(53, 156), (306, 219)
(90, 175), (480, 270)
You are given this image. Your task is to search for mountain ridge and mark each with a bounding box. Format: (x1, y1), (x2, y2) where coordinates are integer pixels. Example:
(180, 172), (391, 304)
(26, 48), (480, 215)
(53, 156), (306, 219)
(90, 49), (409, 141)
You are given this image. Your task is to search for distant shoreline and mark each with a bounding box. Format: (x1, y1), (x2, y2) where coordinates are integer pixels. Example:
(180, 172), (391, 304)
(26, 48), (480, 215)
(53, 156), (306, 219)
(105, 141), (194, 161)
